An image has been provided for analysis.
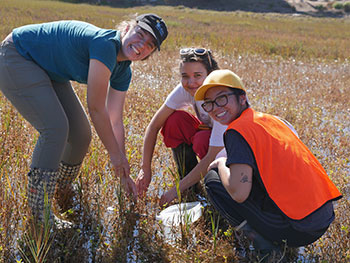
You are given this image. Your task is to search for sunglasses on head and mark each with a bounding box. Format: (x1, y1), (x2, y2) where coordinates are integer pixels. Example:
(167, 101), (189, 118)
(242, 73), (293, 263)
(180, 48), (209, 56)
(180, 48), (213, 68)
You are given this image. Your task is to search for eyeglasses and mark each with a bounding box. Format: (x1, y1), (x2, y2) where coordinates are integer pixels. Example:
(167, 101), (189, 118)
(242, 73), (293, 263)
(180, 48), (212, 68)
(201, 93), (236, 113)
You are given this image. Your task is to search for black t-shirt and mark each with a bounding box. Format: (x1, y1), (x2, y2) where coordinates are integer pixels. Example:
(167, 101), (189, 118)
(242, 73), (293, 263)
(224, 129), (334, 232)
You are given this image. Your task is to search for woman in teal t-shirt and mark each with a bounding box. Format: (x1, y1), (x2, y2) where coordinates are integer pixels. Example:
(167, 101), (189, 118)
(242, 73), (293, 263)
(0, 14), (168, 223)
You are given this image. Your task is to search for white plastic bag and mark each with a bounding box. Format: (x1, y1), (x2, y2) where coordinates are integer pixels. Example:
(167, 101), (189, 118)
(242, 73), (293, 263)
(156, 201), (203, 226)
(156, 202), (203, 244)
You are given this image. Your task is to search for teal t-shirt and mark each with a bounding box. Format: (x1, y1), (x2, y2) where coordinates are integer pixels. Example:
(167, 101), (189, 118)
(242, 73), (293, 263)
(12, 20), (131, 91)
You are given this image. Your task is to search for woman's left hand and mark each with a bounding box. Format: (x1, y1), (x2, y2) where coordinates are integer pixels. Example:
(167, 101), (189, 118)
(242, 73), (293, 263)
(159, 187), (177, 207)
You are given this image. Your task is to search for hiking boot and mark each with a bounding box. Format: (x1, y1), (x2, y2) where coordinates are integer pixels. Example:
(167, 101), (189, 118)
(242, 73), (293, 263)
(172, 143), (198, 179)
(54, 162), (81, 215)
(27, 168), (59, 223)
(172, 143), (205, 201)
(238, 220), (282, 262)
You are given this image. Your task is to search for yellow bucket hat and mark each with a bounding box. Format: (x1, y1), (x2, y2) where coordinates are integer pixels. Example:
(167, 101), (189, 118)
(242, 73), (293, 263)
(194, 69), (245, 101)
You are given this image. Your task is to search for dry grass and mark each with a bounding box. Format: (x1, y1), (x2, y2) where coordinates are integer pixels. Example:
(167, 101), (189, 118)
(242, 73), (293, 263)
(0, 0), (349, 262)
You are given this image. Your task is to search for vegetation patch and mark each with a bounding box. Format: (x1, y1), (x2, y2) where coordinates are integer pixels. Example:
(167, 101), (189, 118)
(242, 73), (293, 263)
(0, 0), (349, 262)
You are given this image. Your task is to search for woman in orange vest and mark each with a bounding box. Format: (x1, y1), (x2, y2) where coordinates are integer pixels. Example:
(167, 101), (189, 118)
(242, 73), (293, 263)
(194, 69), (342, 256)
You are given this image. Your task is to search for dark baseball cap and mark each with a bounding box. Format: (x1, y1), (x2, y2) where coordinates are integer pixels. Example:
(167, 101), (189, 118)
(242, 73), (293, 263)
(136, 13), (168, 51)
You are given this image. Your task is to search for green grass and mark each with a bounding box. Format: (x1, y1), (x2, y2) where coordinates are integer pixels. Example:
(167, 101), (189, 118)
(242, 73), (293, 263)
(1, 0), (350, 262)
(1, 0), (350, 60)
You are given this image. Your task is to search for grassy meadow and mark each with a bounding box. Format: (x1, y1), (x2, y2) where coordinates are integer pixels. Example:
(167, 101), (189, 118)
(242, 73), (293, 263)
(0, 0), (349, 262)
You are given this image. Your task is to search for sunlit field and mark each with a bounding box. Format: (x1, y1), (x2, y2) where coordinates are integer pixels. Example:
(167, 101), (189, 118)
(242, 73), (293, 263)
(0, 0), (349, 262)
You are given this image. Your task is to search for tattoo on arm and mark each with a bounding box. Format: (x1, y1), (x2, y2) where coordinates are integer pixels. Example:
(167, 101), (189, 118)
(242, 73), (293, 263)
(240, 173), (252, 184)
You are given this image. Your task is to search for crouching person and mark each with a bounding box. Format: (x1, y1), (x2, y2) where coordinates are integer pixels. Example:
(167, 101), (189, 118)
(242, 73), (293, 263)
(194, 69), (342, 258)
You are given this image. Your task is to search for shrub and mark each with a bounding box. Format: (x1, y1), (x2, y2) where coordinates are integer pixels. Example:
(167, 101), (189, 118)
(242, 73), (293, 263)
(315, 4), (325, 11)
(333, 2), (343, 9)
(344, 2), (350, 12)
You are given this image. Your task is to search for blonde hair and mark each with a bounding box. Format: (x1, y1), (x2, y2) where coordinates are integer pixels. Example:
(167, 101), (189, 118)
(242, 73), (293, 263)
(115, 14), (138, 37)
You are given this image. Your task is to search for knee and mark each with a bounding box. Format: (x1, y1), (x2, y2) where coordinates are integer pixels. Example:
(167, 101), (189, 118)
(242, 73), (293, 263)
(81, 127), (92, 149)
(76, 128), (91, 151)
(191, 131), (210, 159)
(163, 110), (189, 130)
(44, 114), (69, 145)
(204, 169), (220, 188)
(69, 122), (92, 151)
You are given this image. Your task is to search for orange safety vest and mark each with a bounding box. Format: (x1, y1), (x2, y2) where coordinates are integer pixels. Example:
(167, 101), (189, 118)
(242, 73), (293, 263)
(226, 108), (342, 220)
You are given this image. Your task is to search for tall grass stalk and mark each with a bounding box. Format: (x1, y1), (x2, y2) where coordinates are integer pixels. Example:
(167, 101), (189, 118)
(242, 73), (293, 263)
(18, 193), (54, 263)
(167, 166), (197, 247)
(209, 211), (220, 255)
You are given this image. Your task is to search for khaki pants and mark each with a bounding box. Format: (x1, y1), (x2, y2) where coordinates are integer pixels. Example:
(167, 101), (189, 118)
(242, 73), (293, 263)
(0, 40), (91, 169)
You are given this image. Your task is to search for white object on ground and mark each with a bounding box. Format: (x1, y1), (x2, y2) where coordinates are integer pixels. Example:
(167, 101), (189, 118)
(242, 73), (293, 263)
(156, 201), (203, 226)
(156, 201), (203, 245)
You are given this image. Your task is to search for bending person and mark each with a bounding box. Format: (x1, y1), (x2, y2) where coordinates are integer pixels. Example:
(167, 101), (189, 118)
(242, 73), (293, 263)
(136, 48), (227, 206)
(0, 14), (168, 222)
(194, 69), (342, 255)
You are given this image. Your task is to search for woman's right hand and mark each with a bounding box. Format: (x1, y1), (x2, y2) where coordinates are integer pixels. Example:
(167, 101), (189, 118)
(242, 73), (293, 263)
(111, 152), (130, 176)
(111, 153), (137, 198)
(135, 167), (152, 196)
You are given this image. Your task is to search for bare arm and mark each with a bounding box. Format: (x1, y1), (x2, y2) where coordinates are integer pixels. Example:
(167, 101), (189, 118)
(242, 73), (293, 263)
(136, 104), (175, 195)
(87, 59), (135, 196)
(107, 88), (127, 155)
(214, 158), (253, 203)
(159, 145), (223, 206)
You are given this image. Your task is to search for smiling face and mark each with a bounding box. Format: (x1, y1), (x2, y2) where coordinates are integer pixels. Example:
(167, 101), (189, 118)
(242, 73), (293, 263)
(204, 86), (247, 125)
(119, 26), (156, 61)
(180, 62), (208, 97)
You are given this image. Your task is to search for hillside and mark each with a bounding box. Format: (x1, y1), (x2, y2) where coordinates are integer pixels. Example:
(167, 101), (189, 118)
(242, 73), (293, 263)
(107, 0), (350, 17)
